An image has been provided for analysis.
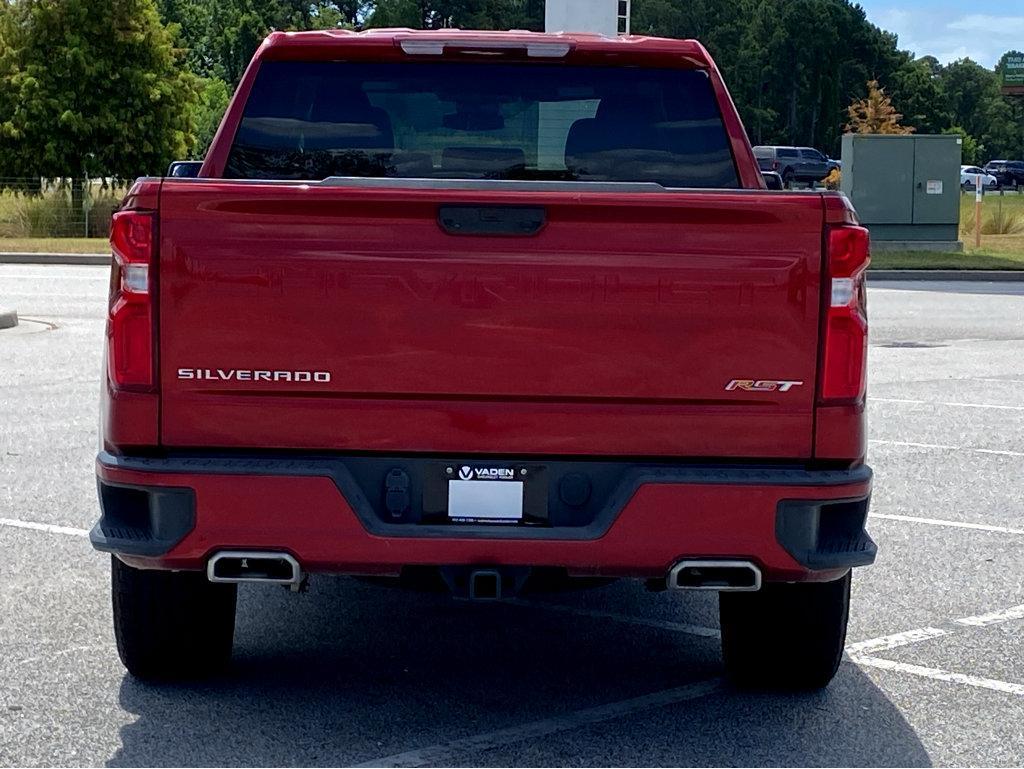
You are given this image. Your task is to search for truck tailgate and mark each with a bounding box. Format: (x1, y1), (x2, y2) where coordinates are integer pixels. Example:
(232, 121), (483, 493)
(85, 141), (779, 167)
(158, 181), (825, 457)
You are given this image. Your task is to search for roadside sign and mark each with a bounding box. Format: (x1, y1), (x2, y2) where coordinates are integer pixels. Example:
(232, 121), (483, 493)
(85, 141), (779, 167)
(1002, 53), (1024, 95)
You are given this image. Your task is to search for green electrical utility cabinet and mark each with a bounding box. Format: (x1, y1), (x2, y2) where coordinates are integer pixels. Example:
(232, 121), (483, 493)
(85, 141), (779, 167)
(840, 134), (961, 248)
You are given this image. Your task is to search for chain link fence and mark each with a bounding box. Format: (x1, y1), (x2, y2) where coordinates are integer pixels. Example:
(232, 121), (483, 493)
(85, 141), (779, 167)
(0, 178), (129, 239)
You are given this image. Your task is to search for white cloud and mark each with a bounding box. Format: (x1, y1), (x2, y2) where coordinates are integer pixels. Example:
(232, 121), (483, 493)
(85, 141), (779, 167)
(863, 5), (1024, 66)
(876, 8), (912, 28)
(935, 45), (973, 63)
(947, 14), (1024, 35)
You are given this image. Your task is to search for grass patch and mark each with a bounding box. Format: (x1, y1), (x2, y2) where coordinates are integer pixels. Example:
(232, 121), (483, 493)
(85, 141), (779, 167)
(0, 237), (109, 254)
(871, 193), (1024, 270)
(872, 247), (1024, 270)
(960, 193), (1024, 235)
(0, 183), (125, 239)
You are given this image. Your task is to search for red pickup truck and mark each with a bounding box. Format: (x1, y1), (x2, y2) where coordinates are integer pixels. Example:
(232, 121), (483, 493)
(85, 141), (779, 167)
(93, 29), (874, 688)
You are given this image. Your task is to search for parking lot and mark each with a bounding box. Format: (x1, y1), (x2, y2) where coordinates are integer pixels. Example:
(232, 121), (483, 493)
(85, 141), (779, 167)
(1, 264), (1022, 767)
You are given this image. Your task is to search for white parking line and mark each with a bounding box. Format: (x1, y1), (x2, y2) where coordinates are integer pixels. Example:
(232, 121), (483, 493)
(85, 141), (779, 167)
(975, 448), (1024, 458)
(355, 678), (723, 768)
(844, 604), (1024, 697)
(873, 397), (1024, 412)
(869, 439), (1024, 458)
(956, 605), (1024, 628)
(851, 656), (1024, 697)
(847, 606), (1024, 696)
(362, 599), (1024, 767)
(869, 513), (1024, 536)
(870, 439), (959, 451)
(845, 627), (949, 655)
(0, 518), (89, 537)
(845, 601), (1024, 652)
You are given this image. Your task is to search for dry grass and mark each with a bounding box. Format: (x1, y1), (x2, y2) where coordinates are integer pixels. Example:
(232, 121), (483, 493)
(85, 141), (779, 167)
(0, 184), (125, 239)
(960, 192), (1024, 235)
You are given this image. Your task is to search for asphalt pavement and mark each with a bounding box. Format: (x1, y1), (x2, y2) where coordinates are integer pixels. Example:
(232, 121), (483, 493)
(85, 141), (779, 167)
(1, 266), (1022, 767)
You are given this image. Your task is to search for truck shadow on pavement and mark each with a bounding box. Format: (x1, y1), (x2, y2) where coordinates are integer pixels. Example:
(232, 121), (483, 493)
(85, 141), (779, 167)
(109, 577), (931, 767)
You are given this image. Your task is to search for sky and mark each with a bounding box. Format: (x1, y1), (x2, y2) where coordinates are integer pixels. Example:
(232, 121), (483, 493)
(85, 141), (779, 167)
(857, 1), (1024, 67)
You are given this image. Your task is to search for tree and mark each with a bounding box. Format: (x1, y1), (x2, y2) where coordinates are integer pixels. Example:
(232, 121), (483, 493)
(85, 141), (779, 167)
(158, 1), (364, 84)
(845, 79), (914, 134)
(890, 56), (949, 134)
(0, 0), (200, 196)
(366, 0), (542, 30)
(943, 126), (982, 165)
(631, 0), (920, 154)
(145, 0), (960, 156)
(0, 3), (17, 150)
(937, 57), (1024, 160)
(364, 0), (420, 27)
(193, 77), (231, 156)
(939, 58), (999, 139)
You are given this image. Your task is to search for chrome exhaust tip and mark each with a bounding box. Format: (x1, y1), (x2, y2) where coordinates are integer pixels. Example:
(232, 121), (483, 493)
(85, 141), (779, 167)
(667, 560), (762, 592)
(207, 551), (302, 588)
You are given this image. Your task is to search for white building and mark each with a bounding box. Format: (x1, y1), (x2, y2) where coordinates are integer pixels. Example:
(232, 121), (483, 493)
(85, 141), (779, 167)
(544, 0), (631, 36)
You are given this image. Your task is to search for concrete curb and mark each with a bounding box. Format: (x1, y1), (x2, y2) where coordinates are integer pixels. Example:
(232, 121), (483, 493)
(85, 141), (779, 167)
(869, 270), (1024, 282)
(0, 308), (18, 330)
(0, 252), (108, 266)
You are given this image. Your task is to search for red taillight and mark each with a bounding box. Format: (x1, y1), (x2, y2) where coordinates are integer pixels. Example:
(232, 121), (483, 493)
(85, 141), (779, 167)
(108, 210), (155, 390)
(820, 225), (870, 403)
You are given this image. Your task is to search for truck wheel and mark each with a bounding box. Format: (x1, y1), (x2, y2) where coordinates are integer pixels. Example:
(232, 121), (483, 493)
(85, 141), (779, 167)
(719, 571), (850, 690)
(111, 555), (237, 680)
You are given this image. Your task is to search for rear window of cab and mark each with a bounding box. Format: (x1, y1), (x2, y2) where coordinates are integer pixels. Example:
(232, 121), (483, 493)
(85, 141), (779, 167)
(224, 60), (740, 188)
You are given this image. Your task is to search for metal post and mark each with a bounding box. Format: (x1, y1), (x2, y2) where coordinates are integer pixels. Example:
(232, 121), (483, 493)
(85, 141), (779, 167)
(975, 174), (982, 249)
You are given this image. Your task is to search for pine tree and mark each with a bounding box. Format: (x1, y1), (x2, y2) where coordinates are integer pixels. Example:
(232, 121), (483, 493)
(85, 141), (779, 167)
(845, 79), (914, 135)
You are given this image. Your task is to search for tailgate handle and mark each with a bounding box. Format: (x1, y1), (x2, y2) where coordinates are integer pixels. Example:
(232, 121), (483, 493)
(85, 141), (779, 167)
(438, 205), (546, 237)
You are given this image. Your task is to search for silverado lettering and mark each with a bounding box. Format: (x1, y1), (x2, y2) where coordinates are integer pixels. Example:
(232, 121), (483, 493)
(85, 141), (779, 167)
(177, 368), (331, 383)
(94, 29), (874, 689)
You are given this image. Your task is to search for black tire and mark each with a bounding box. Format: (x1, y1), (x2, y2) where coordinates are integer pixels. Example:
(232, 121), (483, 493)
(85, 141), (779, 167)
(111, 555), (237, 681)
(782, 169), (794, 188)
(719, 571), (850, 690)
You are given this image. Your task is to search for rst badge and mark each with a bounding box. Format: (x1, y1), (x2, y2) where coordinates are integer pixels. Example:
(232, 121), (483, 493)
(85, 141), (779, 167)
(726, 379), (804, 393)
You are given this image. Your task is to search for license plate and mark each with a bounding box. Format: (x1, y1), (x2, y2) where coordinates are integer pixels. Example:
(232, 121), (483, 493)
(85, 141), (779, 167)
(447, 479), (524, 522)
(422, 463), (547, 525)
